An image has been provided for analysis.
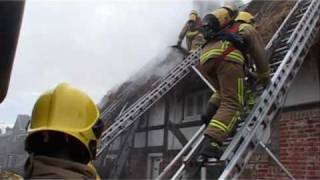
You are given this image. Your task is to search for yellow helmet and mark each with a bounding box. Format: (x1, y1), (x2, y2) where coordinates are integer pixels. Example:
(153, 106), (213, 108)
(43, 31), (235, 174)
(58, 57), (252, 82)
(190, 10), (198, 16)
(189, 10), (198, 21)
(203, 6), (238, 32)
(235, 11), (255, 25)
(25, 83), (103, 163)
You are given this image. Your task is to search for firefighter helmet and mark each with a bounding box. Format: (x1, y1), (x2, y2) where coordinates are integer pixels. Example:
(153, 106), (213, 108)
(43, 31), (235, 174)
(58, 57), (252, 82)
(235, 11), (255, 25)
(189, 10), (198, 21)
(25, 83), (103, 162)
(202, 6), (238, 33)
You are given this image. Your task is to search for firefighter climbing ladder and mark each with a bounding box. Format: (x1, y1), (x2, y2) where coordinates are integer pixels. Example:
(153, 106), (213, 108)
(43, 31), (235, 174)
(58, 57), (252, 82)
(97, 0), (319, 178)
(156, 0), (320, 179)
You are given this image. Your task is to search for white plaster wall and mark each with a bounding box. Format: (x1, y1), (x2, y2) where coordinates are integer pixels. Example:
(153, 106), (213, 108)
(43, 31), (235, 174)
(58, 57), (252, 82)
(180, 126), (202, 140)
(148, 100), (165, 126)
(148, 129), (164, 146)
(134, 132), (146, 148)
(169, 97), (183, 124)
(167, 131), (183, 150)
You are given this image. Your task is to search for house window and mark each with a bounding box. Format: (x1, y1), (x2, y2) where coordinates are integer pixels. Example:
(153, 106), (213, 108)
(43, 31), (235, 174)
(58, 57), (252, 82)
(184, 90), (211, 120)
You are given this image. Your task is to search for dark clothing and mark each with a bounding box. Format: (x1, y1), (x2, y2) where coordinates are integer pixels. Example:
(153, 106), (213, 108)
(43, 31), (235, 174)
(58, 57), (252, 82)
(24, 155), (97, 179)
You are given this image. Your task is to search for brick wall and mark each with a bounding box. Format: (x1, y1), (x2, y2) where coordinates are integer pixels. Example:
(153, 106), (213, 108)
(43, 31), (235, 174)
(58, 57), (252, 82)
(241, 106), (320, 179)
(127, 149), (148, 179)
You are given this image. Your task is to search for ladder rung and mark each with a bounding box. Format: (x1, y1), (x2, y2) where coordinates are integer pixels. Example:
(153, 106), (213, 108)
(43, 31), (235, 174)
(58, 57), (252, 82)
(274, 46), (289, 54)
(270, 61), (282, 68)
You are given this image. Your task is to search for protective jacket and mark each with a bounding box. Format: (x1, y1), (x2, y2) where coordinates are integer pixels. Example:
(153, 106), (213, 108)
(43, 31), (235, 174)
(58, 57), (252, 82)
(24, 155), (98, 179)
(178, 19), (203, 51)
(200, 23), (270, 77)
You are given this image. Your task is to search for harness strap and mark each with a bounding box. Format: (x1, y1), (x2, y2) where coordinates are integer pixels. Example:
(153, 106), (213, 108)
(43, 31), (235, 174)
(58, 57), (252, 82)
(214, 23), (241, 64)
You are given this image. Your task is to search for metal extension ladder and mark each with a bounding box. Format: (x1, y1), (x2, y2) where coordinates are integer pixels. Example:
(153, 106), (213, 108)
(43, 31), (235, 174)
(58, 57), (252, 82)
(97, 48), (201, 156)
(108, 119), (141, 179)
(157, 0), (320, 179)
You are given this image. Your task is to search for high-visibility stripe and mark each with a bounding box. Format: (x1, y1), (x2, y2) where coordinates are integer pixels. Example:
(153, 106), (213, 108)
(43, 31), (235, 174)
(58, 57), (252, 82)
(237, 78), (244, 105)
(186, 30), (199, 36)
(200, 49), (245, 64)
(227, 53), (245, 64)
(209, 120), (229, 133)
(238, 79), (241, 105)
(221, 41), (229, 50)
(241, 79), (244, 105)
(209, 123), (228, 133)
(228, 111), (240, 130)
(211, 141), (220, 148)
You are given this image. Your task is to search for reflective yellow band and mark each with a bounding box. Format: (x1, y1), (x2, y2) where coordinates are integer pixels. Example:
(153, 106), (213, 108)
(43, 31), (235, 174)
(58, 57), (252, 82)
(209, 120), (229, 133)
(237, 79), (244, 105)
(186, 30), (199, 36)
(200, 49), (245, 64)
(227, 53), (245, 63)
(211, 141), (220, 148)
(227, 111), (240, 130)
(221, 41), (229, 50)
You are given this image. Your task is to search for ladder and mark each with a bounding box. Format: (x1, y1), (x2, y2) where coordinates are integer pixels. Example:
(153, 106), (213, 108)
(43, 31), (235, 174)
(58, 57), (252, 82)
(108, 119), (141, 179)
(157, 0), (320, 179)
(97, 48), (201, 156)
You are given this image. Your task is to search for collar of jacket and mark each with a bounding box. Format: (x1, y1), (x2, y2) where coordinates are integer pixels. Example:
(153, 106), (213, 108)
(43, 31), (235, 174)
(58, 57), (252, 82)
(24, 155), (97, 179)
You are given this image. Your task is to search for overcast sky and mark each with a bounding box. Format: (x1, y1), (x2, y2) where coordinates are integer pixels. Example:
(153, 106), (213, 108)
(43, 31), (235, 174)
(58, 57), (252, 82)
(0, 0), (250, 127)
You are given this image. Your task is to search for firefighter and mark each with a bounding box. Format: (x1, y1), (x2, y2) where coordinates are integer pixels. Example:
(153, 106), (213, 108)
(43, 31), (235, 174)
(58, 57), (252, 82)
(198, 10), (270, 159)
(24, 83), (104, 179)
(177, 10), (204, 52)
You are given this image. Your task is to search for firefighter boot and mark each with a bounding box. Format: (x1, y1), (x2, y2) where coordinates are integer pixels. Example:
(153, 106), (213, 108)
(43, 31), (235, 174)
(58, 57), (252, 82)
(199, 135), (223, 161)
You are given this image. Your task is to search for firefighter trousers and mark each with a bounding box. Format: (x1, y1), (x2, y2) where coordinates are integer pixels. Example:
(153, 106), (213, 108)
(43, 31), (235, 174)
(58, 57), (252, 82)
(199, 59), (244, 144)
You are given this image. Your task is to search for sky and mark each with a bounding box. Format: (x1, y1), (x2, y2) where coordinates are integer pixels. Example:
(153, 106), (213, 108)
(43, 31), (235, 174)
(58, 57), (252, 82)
(0, 0), (250, 127)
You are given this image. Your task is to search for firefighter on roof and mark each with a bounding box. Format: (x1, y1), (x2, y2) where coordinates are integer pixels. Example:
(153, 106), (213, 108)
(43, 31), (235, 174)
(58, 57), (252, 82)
(24, 83), (104, 179)
(198, 10), (270, 159)
(177, 10), (205, 52)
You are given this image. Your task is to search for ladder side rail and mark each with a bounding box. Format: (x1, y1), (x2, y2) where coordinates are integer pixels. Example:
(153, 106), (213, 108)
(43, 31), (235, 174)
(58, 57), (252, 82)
(101, 101), (118, 118)
(100, 90), (157, 138)
(219, 3), (320, 178)
(157, 125), (206, 180)
(266, 0), (303, 49)
(220, 0), (311, 161)
(109, 119), (141, 179)
(170, 135), (206, 180)
(287, 0), (315, 45)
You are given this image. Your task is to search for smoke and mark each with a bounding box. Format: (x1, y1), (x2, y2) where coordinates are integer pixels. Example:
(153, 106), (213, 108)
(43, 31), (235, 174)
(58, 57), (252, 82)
(193, 0), (221, 16)
(98, 0), (226, 107)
